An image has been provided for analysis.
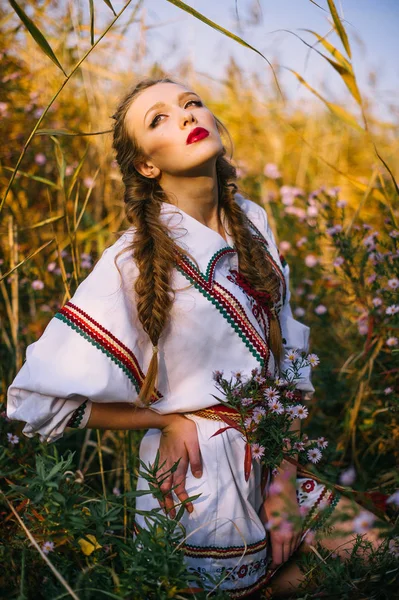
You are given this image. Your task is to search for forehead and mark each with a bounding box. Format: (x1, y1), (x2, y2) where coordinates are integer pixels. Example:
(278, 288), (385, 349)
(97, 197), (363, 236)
(125, 82), (193, 136)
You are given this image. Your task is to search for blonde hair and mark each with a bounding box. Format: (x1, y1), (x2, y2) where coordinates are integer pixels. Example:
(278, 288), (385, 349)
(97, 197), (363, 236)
(111, 77), (283, 404)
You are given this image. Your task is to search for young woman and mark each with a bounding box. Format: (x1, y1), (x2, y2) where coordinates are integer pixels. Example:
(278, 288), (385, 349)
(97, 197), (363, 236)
(7, 78), (384, 598)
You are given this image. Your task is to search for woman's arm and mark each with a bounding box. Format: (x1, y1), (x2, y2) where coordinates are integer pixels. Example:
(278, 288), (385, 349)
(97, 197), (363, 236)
(85, 402), (202, 518)
(86, 401), (179, 431)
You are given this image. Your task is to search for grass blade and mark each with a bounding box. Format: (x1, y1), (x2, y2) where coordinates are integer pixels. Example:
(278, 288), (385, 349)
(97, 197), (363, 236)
(8, 0), (67, 75)
(327, 0), (351, 58)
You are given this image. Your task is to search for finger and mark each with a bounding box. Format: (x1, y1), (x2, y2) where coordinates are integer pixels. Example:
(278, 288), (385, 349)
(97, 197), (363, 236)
(185, 437), (202, 478)
(173, 465), (194, 513)
(158, 476), (176, 519)
(270, 539), (283, 570)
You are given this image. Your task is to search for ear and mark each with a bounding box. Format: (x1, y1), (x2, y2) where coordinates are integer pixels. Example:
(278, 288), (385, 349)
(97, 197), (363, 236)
(134, 159), (161, 179)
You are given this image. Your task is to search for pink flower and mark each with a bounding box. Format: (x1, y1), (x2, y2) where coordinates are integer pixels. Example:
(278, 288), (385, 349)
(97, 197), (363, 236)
(251, 443), (265, 461)
(286, 350), (299, 362)
(307, 353), (320, 367)
(384, 387), (393, 395)
(307, 206), (319, 217)
(268, 481), (283, 495)
(307, 448), (322, 463)
(294, 307), (305, 317)
(316, 437), (328, 449)
(315, 305), (327, 315)
(353, 511), (374, 534)
(386, 337), (398, 347)
(263, 163), (281, 179)
(279, 241), (291, 253)
(386, 490), (399, 506)
(31, 279), (44, 290)
(333, 256), (345, 267)
(296, 236), (308, 248)
(65, 165), (74, 176)
(41, 541), (55, 555)
(372, 297), (383, 307)
(267, 399), (284, 415)
(47, 261), (57, 272)
(389, 230), (399, 239)
(336, 200), (347, 208)
(7, 433), (19, 445)
(264, 387), (280, 401)
(241, 397), (253, 407)
(386, 305), (399, 315)
(293, 404), (308, 419)
(305, 254), (319, 268)
(34, 153), (47, 165)
(112, 487), (121, 496)
(387, 278), (399, 290)
(252, 408), (266, 423)
(366, 274), (377, 285)
(294, 441), (305, 451)
(83, 176), (96, 189)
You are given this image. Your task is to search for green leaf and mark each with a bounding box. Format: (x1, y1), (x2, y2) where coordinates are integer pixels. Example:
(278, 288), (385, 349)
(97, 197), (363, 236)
(1, 165), (61, 189)
(9, 0), (67, 75)
(326, 0), (351, 58)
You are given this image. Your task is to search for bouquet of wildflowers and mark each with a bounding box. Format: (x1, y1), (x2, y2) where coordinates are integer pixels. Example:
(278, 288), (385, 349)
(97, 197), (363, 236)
(211, 351), (327, 481)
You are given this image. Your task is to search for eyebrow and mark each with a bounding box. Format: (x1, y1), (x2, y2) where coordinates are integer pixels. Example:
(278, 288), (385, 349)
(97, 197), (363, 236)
(143, 91), (200, 124)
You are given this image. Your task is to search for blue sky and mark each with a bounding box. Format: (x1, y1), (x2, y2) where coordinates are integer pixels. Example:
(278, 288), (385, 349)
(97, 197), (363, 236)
(99, 1), (399, 121)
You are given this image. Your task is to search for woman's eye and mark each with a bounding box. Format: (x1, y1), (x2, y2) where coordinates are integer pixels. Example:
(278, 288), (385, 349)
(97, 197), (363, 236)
(150, 100), (203, 128)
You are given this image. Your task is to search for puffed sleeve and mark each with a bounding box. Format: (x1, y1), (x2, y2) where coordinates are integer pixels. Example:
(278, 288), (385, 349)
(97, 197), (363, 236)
(255, 203), (315, 399)
(6, 229), (156, 444)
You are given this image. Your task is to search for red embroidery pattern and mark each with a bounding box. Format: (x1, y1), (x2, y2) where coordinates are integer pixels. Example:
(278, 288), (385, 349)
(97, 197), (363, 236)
(301, 480), (316, 493)
(227, 268), (270, 341)
(55, 301), (162, 404)
(175, 249), (270, 367)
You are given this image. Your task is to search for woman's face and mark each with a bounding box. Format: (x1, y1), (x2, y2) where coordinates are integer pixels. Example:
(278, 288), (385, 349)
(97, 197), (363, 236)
(124, 82), (224, 180)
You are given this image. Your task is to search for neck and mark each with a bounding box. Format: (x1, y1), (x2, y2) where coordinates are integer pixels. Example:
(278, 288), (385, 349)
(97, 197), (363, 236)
(160, 167), (221, 230)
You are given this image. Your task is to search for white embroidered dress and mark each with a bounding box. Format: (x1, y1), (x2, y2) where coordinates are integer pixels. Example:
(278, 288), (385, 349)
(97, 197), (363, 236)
(7, 194), (338, 598)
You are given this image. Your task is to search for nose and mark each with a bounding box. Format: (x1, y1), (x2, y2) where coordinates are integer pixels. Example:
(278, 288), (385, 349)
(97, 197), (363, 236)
(180, 107), (196, 128)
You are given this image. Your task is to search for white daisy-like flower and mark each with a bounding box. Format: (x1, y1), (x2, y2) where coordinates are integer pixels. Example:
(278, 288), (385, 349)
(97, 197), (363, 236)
(42, 541), (55, 555)
(307, 353), (320, 367)
(241, 397), (253, 407)
(286, 350), (299, 362)
(386, 305), (399, 315)
(384, 387), (393, 395)
(293, 404), (309, 419)
(353, 511), (374, 534)
(386, 490), (399, 506)
(264, 387), (280, 401)
(268, 399), (284, 415)
(389, 229), (399, 239)
(317, 436), (328, 449)
(7, 432), (19, 445)
(274, 377), (288, 387)
(386, 337), (398, 347)
(339, 465), (356, 486)
(387, 278), (399, 290)
(252, 409), (266, 424)
(254, 375), (266, 384)
(251, 443), (266, 461)
(285, 405), (297, 420)
(372, 297), (383, 307)
(293, 441), (305, 452)
(307, 448), (322, 463)
(244, 416), (254, 429)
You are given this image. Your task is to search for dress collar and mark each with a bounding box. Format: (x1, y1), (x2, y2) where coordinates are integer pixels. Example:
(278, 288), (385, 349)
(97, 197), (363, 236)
(159, 201), (237, 275)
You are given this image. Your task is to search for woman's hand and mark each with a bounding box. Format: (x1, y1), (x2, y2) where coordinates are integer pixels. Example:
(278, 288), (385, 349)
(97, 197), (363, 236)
(156, 414), (202, 519)
(259, 483), (303, 570)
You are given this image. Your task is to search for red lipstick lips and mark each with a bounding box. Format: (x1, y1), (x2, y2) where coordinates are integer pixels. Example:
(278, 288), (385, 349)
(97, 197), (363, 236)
(186, 127), (209, 145)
